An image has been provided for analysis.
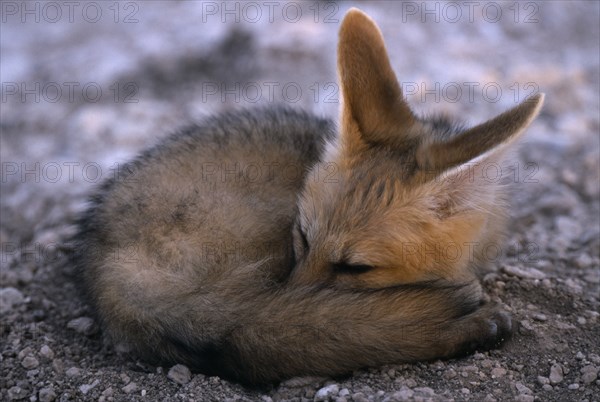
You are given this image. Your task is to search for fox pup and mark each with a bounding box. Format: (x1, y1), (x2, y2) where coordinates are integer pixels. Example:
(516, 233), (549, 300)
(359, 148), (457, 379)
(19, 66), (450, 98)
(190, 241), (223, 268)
(73, 9), (544, 385)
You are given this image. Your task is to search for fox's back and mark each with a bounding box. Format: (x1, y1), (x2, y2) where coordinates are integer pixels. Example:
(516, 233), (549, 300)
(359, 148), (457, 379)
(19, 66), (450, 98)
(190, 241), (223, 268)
(74, 107), (334, 350)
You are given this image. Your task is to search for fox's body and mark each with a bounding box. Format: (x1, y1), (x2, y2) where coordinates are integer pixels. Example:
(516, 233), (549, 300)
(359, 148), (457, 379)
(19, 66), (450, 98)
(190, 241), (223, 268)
(73, 9), (543, 385)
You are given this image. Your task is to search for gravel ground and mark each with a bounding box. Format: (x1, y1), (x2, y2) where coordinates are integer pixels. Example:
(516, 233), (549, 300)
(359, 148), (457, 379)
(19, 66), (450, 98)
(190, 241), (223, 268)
(1, 1), (599, 401)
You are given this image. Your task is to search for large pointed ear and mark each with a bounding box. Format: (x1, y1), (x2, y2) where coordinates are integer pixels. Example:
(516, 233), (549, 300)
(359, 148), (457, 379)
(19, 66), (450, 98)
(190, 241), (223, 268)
(338, 8), (417, 152)
(417, 93), (545, 173)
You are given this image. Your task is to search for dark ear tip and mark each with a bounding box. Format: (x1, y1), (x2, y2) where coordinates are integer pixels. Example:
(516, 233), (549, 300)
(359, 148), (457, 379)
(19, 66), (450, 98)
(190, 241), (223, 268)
(340, 7), (377, 33)
(344, 8), (370, 21)
(526, 92), (545, 107)
(521, 93), (545, 120)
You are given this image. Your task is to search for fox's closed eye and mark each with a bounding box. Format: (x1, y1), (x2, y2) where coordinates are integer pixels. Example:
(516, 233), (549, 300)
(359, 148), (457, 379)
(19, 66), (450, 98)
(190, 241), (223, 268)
(332, 262), (374, 275)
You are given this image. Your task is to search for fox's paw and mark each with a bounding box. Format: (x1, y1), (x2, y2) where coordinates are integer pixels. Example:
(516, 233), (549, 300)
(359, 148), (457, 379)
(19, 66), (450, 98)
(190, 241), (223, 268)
(451, 305), (512, 357)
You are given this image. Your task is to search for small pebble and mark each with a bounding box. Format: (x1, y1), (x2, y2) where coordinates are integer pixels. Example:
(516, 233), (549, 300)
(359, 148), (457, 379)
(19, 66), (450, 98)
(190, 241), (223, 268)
(79, 380), (99, 395)
(65, 367), (81, 378)
(414, 387), (435, 397)
(122, 382), (138, 394)
(315, 384), (339, 401)
(537, 376), (549, 385)
(21, 356), (39, 369)
(40, 345), (54, 359)
(391, 386), (414, 401)
(0, 287), (25, 314)
(351, 392), (369, 402)
(463, 365), (478, 373)
(515, 382), (532, 395)
(444, 368), (457, 379)
(564, 279), (583, 294)
(574, 253), (592, 268)
(67, 317), (97, 336)
(519, 320), (535, 334)
(502, 265), (546, 280)
(586, 310), (599, 321)
(549, 364), (564, 384)
(7, 386), (25, 400)
(38, 387), (57, 402)
(404, 378), (417, 387)
(167, 364), (191, 385)
(481, 359), (494, 369)
(52, 359), (64, 374)
(555, 321), (576, 330)
(18, 347), (33, 360)
(580, 365), (599, 383)
(568, 383), (579, 390)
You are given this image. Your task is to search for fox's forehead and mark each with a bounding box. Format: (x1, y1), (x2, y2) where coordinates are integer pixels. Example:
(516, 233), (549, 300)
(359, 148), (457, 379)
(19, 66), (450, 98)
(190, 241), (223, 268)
(299, 165), (433, 233)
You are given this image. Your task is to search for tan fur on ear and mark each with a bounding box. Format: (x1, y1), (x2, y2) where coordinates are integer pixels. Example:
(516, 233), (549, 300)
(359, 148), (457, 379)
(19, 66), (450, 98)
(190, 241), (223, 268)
(338, 8), (417, 152)
(417, 93), (545, 173)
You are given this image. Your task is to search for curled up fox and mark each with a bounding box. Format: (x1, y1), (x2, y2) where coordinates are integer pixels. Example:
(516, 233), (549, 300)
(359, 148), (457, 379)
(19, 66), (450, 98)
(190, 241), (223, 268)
(72, 9), (544, 385)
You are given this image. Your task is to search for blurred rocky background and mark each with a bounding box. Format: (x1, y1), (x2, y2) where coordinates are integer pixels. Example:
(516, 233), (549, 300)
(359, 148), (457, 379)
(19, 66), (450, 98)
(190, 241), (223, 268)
(1, 1), (598, 401)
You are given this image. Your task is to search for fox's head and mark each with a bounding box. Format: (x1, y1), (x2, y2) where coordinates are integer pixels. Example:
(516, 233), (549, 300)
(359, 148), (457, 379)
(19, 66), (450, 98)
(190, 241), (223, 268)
(291, 9), (544, 289)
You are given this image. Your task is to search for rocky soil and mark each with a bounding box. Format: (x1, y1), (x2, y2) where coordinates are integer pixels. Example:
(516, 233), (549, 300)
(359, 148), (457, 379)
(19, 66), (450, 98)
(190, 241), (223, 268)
(1, 1), (598, 401)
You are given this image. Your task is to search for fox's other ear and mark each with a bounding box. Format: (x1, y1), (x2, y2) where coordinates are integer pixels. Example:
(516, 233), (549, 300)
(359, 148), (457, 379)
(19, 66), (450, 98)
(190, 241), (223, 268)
(417, 93), (545, 173)
(337, 8), (417, 152)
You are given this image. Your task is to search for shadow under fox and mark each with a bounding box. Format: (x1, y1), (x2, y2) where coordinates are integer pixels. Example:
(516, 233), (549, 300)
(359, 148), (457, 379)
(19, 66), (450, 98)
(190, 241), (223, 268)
(72, 9), (544, 385)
